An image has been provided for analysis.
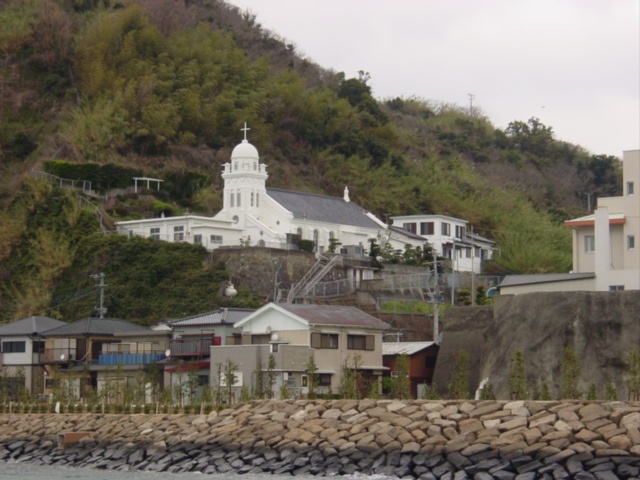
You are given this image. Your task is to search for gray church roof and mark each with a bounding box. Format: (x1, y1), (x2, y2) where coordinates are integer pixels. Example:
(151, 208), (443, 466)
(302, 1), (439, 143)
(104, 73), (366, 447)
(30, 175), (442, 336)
(0, 316), (66, 336)
(41, 317), (150, 337)
(266, 188), (383, 229)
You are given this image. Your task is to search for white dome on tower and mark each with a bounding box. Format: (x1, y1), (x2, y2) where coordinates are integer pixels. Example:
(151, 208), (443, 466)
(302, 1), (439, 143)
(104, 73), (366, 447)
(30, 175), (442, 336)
(231, 139), (259, 160)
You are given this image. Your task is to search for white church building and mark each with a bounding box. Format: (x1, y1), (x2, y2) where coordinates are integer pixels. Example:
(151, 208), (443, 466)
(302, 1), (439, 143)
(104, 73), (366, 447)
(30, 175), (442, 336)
(115, 129), (425, 256)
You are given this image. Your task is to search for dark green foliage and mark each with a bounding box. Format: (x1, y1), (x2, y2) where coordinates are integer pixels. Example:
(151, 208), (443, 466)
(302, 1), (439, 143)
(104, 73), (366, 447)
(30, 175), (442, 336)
(43, 161), (143, 191)
(298, 239), (315, 253)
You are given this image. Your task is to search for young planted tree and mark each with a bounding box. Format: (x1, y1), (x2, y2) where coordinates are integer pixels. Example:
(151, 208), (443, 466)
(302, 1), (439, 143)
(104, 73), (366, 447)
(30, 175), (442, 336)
(447, 350), (470, 400)
(389, 354), (411, 399)
(508, 350), (528, 400)
(306, 354), (319, 399)
(253, 359), (265, 400)
(625, 350), (640, 401)
(265, 354), (276, 399)
(222, 359), (238, 405)
(560, 347), (582, 399)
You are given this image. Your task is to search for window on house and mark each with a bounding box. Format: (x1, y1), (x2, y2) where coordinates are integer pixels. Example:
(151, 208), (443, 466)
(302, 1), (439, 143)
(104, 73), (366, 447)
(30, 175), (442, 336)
(251, 334), (271, 345)
(455, 225), (465, 238)
(425, 356), (437, 368)
(318, 374), (332, 386)
(628, 181), (635, 196)
(230, 191), (234, 208)
(311, 333), (338, 349)
(585, 235), (595, 253)
(403, 223), (417, 234)
(313, 230), (319, 251)
(441, 222), (451, 236)
(628, 235), (635, 250)
(420, 222), (434, 235)
(465, 248), (471, 258)
(236, 192), (241, 207)
(481, 249), (489, 260)
(173, 226), (184, 241)
(610, 285), (625, 291)
(193, 234), (202, 245)
(211, 235), (223, 245)
(33, 341), (45, 353)
(2, 341), (26, 353)
(347, 335), (375, 351)
(474, 246), (481, 257)
(198, 375), (209, 386)
(150, 227), (160, 240)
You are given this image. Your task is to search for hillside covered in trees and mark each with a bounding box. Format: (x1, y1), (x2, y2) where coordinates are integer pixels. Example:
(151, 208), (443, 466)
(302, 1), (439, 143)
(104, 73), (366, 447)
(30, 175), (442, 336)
(0, 0), (622, 324)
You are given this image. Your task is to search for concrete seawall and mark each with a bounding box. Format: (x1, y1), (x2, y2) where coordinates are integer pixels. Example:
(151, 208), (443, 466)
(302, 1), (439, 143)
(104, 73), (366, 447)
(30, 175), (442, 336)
(2, 399), (640, 479)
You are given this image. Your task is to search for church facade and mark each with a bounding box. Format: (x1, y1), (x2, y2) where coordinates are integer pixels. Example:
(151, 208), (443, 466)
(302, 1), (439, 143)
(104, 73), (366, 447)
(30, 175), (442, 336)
(115, 133), (424, 255)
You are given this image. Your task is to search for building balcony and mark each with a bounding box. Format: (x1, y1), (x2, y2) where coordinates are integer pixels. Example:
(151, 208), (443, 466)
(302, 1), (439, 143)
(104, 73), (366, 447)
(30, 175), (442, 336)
(98, 351), (166, 366)
(43, 348), (78, 363)
(169, 338), (218, 357)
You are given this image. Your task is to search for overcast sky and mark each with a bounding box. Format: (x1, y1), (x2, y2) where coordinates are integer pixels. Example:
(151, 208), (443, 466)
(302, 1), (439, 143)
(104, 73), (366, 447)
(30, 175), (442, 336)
(228, 0), (639, 158)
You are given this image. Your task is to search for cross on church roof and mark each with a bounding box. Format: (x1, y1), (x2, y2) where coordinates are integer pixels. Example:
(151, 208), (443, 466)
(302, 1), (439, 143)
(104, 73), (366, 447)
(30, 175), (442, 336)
(241, 122), (250, 141)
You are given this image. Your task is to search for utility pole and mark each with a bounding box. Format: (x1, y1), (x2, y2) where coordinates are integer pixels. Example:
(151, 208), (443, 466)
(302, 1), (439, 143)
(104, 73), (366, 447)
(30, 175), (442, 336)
(471, 225), (476, 306)
(91, 273), (109, 318)
(432, 258), (440, 345)
(468, 93), (476, 116)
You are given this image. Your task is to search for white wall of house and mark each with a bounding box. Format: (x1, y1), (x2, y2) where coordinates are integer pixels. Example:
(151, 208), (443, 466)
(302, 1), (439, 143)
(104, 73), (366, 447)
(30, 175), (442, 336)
(390, 214), (493, 273)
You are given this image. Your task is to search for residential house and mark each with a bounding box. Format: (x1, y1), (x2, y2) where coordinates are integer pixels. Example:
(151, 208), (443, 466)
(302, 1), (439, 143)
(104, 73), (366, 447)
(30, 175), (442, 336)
(0, 316), (65, 397)
(41, 317), (151, 400)
(389, 214), (495, 274)
(115, 129), (426, 260)
(208, 303), (392, 401)
(500, 149), (640, 294)
(382, 342), (439, 399)
(162, 308), (254, 403)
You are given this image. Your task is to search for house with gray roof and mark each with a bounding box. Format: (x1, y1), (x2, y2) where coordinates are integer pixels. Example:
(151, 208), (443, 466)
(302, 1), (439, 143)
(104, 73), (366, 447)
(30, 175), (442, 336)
(208, 302), (392, 401)
(41, 317), (153, 401)
(0, 316), (65, 396)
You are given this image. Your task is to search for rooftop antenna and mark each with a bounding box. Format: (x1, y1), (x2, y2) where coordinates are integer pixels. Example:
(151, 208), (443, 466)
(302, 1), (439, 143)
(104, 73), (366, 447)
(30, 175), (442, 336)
(468, 93), (475, 116)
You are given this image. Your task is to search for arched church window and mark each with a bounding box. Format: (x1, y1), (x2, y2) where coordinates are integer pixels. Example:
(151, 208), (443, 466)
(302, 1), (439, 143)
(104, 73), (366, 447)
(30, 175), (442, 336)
(258, 239), (265, 247)
(313, 230), (319, 252)
(297, 227), (302, 237)
(230, 190), (235, 208)
(256, 192), (259, 207)
(236, 192), (241, 207)
(329, 231), (334, 239)
(251, 192), (254, 207)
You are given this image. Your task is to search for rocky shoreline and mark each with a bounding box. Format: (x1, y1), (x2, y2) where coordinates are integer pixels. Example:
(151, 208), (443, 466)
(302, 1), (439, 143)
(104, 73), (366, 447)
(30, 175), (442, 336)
(2, 399), (640, 479)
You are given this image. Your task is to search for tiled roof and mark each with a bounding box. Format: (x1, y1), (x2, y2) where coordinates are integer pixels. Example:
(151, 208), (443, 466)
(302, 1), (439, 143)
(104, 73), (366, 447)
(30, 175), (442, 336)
(0, 316), (66, 336)
(167, 308), (255, 327)
(266, 188), (382, 229)
(42, 318), (150, 336)
(500, 273), (595, 287)
(276, 304), (392, 329)
(382, 341), (436, 356)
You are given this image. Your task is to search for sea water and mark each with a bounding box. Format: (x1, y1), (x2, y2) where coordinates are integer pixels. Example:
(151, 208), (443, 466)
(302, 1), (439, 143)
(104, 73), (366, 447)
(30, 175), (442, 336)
(0, 462), (390, 480)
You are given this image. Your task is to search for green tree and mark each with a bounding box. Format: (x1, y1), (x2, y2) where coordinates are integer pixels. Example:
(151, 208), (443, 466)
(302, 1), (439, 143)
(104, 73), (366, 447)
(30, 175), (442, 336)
(222, 359), (238, 405)
(508, 350), (528, 400)
(306, 354), (319, 399)
(625, 350), (640, 401)
(265, 354), (276, 399)
(389, 354), (411, 399)
(560, 347), (582, 399)
(447, 350), (470, 399)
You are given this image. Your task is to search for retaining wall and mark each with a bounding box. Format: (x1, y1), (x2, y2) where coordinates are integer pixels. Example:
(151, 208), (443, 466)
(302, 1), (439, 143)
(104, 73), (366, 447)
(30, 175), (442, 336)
(2, 399), (640, 479)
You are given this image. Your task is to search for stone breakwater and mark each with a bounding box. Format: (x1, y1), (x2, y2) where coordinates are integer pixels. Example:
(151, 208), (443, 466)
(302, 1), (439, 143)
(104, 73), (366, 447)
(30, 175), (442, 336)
(2, 400), (640, 479)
